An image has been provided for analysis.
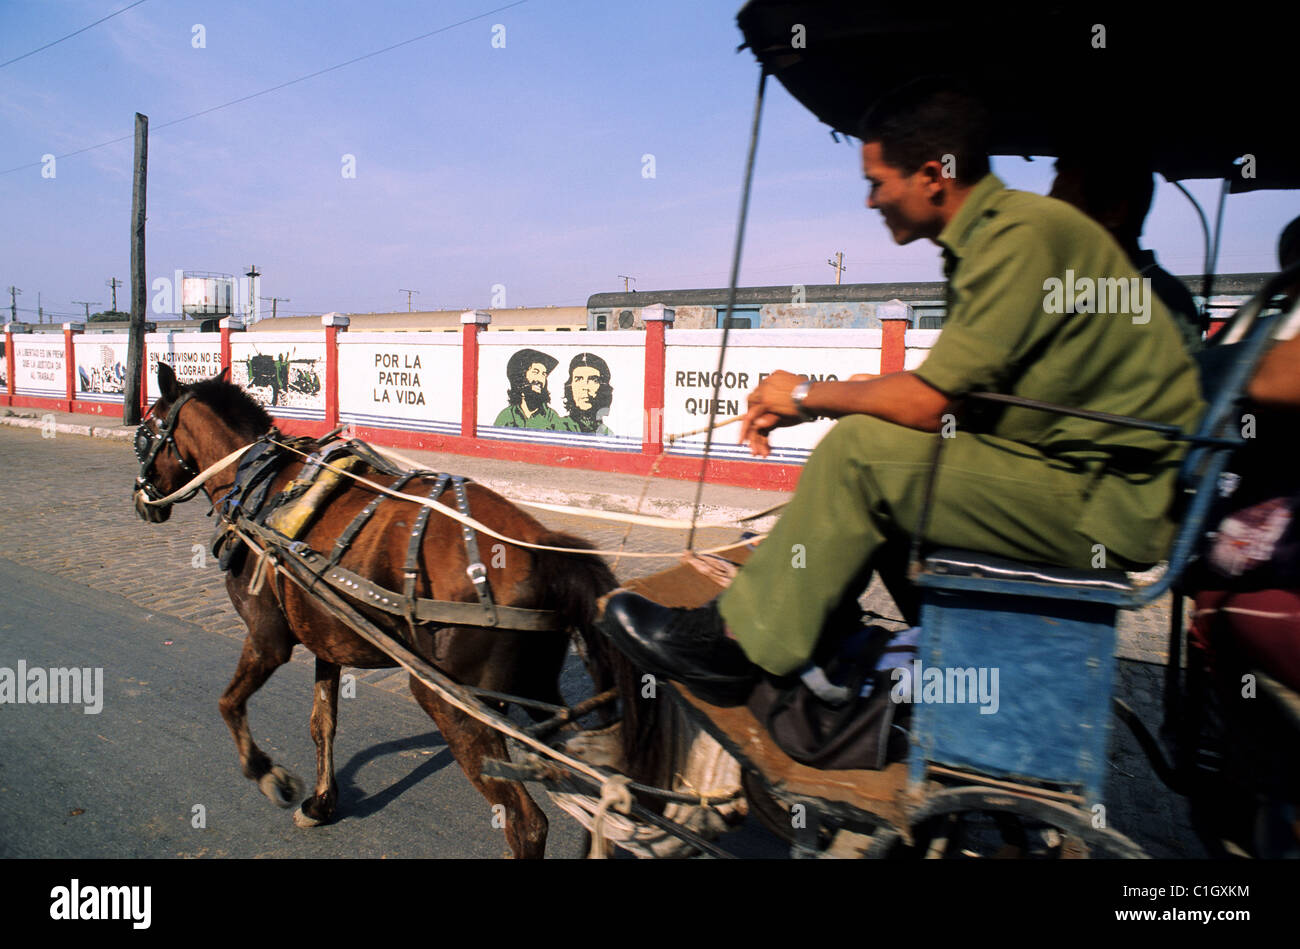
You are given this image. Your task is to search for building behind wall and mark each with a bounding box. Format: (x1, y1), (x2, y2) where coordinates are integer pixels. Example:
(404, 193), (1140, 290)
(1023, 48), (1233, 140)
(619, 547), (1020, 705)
(587, 274), (1274, 331)
(587, 281), (947, 331)
(245, 306), (588, 333)
(66, 273), (1274, 336)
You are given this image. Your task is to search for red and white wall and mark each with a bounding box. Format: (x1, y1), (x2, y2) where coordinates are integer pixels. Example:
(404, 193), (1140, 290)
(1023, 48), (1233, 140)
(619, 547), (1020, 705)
(3, 307), (935, 490)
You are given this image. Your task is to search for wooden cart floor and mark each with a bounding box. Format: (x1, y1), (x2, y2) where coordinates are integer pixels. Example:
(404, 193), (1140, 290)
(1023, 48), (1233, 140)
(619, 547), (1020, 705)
(615, 551), (912, 832)
(669, 682), (911, 830)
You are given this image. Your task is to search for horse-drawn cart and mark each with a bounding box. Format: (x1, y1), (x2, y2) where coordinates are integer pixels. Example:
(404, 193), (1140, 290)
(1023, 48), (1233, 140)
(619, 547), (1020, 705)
(131, 2), (1299, 858)
(131, 274), (1300, 859)
(512, 2), (1299, 858)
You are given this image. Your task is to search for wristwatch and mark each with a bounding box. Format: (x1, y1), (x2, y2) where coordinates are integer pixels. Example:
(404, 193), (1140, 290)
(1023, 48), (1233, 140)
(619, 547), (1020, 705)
(790, 380), (818, 421)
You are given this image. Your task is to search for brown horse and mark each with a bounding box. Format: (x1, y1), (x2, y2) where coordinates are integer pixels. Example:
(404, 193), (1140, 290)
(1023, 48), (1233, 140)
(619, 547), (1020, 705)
(133, 363), (616, 858)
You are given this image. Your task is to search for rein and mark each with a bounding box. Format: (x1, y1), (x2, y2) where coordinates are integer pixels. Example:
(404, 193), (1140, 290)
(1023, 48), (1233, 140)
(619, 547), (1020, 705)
(139, 431), (767, 557)
(136, 412), (772, 556)
(261, 437), (763, 560)
(138, 442), (255, 507)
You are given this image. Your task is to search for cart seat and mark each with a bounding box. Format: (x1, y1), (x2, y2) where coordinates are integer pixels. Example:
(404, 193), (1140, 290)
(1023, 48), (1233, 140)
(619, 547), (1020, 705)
(912, 548), (1126, 803)
(923, 548), (1132, 597)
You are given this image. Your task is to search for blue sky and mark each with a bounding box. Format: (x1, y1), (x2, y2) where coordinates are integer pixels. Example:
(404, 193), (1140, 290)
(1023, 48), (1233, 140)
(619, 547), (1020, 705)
(3, 0), (1298, 321)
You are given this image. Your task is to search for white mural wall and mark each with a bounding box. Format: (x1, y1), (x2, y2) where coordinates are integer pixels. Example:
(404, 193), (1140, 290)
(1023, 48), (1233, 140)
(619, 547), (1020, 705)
(904, 329), (942, 371)
(230, 333), (326, 420)
(337, 333), (461, 434)
(145, 332), (223, 400)
(12, 335), (67, 398)
(73, 334), (128, 403)
(477, 332), (644, 451)
(664, 328), (888, 462)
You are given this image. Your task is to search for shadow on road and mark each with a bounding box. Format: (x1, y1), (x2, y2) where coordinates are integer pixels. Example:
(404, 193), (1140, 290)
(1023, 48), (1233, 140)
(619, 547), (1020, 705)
(335, 730), (452, 820)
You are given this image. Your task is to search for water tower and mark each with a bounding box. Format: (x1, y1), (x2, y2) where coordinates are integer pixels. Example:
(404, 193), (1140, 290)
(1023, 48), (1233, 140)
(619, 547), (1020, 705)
(181, 272), (235, 320)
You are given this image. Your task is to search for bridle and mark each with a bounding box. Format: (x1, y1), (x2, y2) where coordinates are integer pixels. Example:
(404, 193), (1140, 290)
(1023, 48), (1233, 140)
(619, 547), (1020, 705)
(134, 391), (202, 505)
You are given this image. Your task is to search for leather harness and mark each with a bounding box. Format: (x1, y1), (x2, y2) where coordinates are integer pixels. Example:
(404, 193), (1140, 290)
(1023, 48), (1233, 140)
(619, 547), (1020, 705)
(134, 393), (202, 503)
(138, 421), (561, 637)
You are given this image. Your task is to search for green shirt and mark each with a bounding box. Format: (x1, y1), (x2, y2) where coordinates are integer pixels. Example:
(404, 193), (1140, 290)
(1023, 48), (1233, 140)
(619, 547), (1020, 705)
(493, 404), (567, 430)
(559, 415), (613, 436)
(913, 174), (1206, 565)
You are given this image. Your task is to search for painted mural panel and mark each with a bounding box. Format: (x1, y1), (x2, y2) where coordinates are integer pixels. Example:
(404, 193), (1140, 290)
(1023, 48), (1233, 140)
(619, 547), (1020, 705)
(663, 329), (885, 462)
(13, 336), (67, 398)
(229, 334), (326, 420)
(903, 329), (941, 371)
(146, 333), (224, 400)
(73, 334), (128, 402)
(477, 334), (643, 450)
(337, 334), (461, 434)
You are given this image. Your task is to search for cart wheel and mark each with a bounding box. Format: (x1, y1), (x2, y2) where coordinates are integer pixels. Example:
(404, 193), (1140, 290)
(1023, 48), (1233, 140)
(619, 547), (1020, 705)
(879, 787), (1148, 859)
(741, 769), (833, 850)
(740, 769), (900, 856)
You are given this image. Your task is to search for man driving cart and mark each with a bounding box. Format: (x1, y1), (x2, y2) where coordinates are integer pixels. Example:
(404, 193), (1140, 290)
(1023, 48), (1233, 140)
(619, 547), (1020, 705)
(604, 77), (1205, 706)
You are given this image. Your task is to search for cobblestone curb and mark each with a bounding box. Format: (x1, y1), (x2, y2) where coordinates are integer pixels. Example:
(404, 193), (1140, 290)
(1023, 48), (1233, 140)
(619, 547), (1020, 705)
(1, 411), (134, 441)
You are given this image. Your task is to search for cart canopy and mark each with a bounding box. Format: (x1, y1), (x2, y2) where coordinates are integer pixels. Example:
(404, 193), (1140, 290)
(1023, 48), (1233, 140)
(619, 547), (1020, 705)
(736, 2), (1297, 191)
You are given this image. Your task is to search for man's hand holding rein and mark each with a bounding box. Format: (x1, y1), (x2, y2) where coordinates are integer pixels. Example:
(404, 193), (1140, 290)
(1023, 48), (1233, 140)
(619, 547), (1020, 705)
(739, 369), (808, 458)
(740, 369), (955, 456)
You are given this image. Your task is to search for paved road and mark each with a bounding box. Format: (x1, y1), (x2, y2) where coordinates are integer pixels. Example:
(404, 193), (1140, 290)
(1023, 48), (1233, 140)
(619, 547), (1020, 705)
(0, 555), (564, 859)
(0, 427), (1204, 857)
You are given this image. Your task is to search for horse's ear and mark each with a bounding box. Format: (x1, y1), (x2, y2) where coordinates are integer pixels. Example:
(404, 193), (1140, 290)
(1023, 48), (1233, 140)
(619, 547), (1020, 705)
(158, 362), (181, 402)
(218, 366), (231, 383)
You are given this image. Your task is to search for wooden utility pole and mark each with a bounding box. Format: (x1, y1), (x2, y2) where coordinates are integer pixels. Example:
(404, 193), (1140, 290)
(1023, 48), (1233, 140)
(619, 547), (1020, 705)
(7, 286), (19, 323)
(260, 296), (290, 320)
(106, 277), (122, 311)
(827, 251), (846, 285)
(73, 300), (101, 321)
(399, 288), (419, 312)
(124, 112), (147, 425)
(617, 275), (636, 292)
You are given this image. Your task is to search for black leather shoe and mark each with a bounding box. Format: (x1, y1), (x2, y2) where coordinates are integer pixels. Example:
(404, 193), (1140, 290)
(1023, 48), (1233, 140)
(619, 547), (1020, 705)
(601, 592), (759, 707)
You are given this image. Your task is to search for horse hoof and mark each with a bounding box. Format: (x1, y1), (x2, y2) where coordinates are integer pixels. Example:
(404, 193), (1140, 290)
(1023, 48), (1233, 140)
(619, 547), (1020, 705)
(258, 766), (302, 808)
(293, 805), (323, 828)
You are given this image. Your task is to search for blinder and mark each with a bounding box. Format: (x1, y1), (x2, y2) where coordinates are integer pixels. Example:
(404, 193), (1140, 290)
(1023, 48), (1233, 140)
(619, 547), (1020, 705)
(135, 391), (202, 504)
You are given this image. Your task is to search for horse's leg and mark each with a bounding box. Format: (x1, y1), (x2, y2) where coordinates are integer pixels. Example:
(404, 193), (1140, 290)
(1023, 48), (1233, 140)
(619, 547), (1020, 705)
(293, 658), (341, 828)
(408, 678), (549, 859)
(218, 607), (302, 808)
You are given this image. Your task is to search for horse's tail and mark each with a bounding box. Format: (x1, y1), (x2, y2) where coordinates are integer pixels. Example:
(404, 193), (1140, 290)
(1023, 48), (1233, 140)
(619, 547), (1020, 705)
(531, 532), (666, 784)
(531, 530), (617, 632)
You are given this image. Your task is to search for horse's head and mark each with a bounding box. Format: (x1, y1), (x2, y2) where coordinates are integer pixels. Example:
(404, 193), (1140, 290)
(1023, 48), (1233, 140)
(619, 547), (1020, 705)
(133, 363), (200, 522)
(133, 362), (268, 523)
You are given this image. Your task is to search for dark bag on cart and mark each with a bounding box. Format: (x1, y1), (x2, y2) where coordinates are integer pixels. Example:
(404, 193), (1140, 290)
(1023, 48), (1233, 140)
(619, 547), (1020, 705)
(747, 625), (914, 771)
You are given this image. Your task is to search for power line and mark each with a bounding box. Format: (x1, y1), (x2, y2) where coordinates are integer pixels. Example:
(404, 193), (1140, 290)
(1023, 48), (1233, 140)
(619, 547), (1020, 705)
(260, 296), (290, 320)
(14, 305), (82, 320)
(0, 0), (150, 70)
(1, 0), (530, 177)
(72, 299), (103, 320)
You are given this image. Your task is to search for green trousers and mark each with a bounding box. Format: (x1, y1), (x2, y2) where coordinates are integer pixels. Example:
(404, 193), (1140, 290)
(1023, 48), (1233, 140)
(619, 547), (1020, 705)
(717, 415), (1153, 676)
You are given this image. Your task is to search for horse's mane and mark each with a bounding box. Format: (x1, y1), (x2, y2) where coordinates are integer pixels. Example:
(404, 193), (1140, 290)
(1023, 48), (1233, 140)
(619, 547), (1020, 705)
(186, 378), (273, 437)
